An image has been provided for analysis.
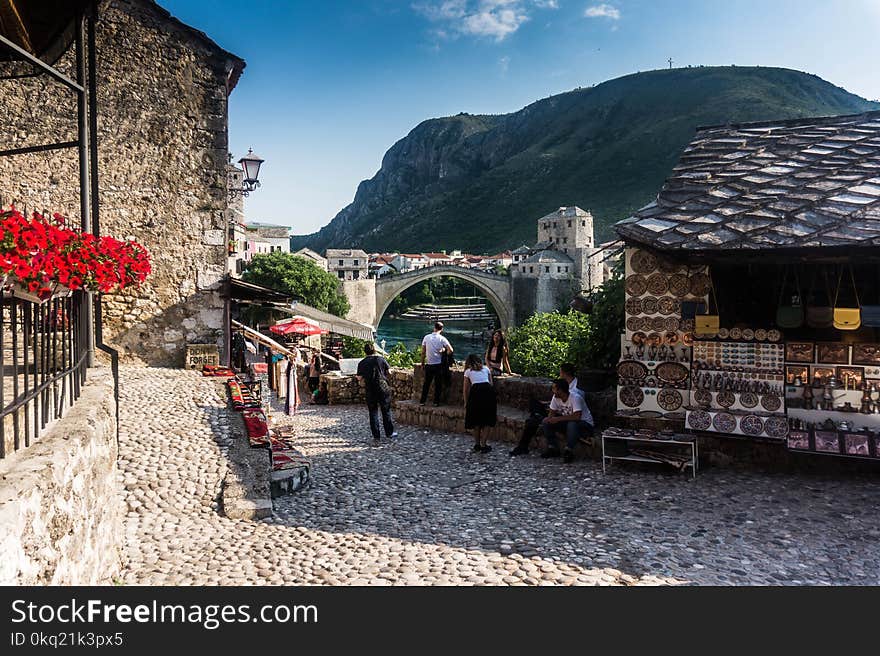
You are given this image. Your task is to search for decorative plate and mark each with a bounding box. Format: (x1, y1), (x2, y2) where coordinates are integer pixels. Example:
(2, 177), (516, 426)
(682, 332), (695, 347)
(739, 392), (759, 409)
(742, 329), (755, 341)
(767, 329), (781, 343)
(740, 415), (765, 436)
(639, 316), (656, 332)
(729, 327), (743, 341)
(687, 410), (712, 431)
(716, 390), (736, 409)
(619, 386), (645, 408)
(617, 360), (648, 381)
(647, 333), (663, 347)
(658, 297), (680, 316)
(718, 328), (730, 340)
(755, 328), (768, 342)
(712, 412), (737, 433)
(642, 296), (659, 315)
(638, 410), (664, 419)
(631, 332), (647, 346)
(668, 274), (690, 298)
(764, 416), (790, 439)
(626, 317), (642, 332)
(646, 273), (669, 296)
(652, 316), (668, 332)
(665, 317), (680, 332)
(625, 298), (643, 315)
(658, 388), (683, 411)
(693, 389), (712, 406)
(761, 395), (782, 413)
(656, 362), (689, 384)
(630, 250), (658, 274)
(680, 319), (695, 332)
(625, 275), (648, 297)
(688, 273), (712, 297)
(663, 411), (686, 420)
(664, 331), (679, 346)
(658, 258), (680, 274)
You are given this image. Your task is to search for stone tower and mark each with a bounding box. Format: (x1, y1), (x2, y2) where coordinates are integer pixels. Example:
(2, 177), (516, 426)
(535, 206), (601, 291)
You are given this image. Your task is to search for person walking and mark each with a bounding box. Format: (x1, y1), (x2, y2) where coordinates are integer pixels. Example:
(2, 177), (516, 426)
(420, 321), (453, 406)
(484, 329), (513, 376)
(463, 354), (497, 453)
(356, 342), (397, 446)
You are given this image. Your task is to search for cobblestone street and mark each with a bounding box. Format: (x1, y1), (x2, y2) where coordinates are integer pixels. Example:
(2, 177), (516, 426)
(119, 368), (880, 585)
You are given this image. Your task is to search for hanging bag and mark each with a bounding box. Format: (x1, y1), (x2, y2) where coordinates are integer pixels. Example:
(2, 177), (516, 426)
(694, 270), (720, 336)
(805, 267), (834, 329)
(776, 265), (804, 329)
(833, 265), (861, 331)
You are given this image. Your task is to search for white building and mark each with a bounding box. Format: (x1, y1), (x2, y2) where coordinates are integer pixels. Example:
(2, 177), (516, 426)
(293, 247), (328, 271)
(246, 223), (291, 254)
(327, 248), (369, 280)
(390, 253), (429, 273)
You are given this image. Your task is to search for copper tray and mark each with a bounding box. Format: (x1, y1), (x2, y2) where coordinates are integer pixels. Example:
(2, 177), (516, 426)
(625, 298), (643, 315)
(630, 250), (657, 274)
(764, 416), (790, 439)
(642, 296), (659, 315)
(658, 297), (680, 316)
(656, 362), (689, 384)
(651, 316), (668, 332)
(657, 388), (683, 411)
(761, 395), (782, 413)
(664, 331), (679, 346)
(687, 410), (712, 431)
(668, 274), (690, 298)
(646, 273), (669, 296)
(689, 272), (712, 297)
(740, 415), (765, 436)
(631, 332), (647, 346)
(626, 317), (642, 332)
(619, 386), (645, 408)
(712, 412), (737, 433)
(625, 275), (648, 297)
(716, 390), (736, 408)
(665, 317), (680, 332)
(617, 360), (648, 381)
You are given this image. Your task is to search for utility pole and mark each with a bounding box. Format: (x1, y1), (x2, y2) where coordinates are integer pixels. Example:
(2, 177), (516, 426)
(668, 57), (674, 69)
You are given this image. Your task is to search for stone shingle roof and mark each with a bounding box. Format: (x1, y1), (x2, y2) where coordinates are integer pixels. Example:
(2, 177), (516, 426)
(615, 111), (880, 252)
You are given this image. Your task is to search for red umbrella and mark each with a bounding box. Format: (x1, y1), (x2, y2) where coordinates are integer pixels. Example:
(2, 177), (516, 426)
(270, 317), (327, 336)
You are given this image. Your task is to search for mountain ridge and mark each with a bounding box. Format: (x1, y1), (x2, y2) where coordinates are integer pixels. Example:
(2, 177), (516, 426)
(293, 66), (880, 254)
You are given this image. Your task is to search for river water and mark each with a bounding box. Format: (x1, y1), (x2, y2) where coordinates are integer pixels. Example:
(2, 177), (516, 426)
(376, 317), (495, 354)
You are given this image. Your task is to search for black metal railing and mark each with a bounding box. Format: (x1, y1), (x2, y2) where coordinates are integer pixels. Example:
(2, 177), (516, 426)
(0, 290), (90, 458)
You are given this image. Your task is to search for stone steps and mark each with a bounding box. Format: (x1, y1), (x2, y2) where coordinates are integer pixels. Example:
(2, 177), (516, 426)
(393, 399), (528, 444)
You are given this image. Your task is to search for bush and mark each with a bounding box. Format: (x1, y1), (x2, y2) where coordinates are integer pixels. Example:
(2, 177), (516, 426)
(385, 342), (422, 368)
(508, 311), (591, 378)
(339, 335), (371, 358)
(569, 262), (624, 372)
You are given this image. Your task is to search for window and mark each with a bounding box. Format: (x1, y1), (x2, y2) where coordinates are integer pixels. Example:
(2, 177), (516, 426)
(565, 266), (569, 273)
(354, 259), (359, 266)
(557, 267), (562, 273)
(338, 271), (345, 279)
(339, 260), (344, 266)
(582, 221), (586, 227)
(563, 238), (568, 244)
(545, 266), (550, 274)
(529, 266), (534, 274)
(553, 223), (557, 229)
(567, 221), (572, 228)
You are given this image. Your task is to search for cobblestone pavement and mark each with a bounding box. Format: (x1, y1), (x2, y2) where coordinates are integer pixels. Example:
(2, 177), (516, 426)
(119, 368), (880, 585)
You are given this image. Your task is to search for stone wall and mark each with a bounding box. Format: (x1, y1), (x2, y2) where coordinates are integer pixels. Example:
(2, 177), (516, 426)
(0, 369), (121, 585)
(342, 278), (378, 327)
(0, 0), (243, 366)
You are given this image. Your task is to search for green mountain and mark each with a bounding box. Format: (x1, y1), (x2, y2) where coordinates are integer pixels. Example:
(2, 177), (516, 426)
(293, 67), (879, 254)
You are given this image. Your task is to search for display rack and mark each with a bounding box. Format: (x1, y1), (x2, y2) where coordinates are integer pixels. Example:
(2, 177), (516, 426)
(601, 432), (698, 479)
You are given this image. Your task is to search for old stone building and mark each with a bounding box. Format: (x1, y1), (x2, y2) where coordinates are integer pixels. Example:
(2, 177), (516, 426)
(327, 248), (369, 280)
(0, 0), (245, 365)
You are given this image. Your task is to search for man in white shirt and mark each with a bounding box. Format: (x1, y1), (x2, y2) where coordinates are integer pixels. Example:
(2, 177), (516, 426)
(540, 378), (594, 463)
(510, 363), (584, 457)
(420, 321), (453, 406)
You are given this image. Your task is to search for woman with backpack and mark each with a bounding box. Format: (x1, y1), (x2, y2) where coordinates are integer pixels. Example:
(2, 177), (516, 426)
(463, 354), (497, 454)
(356, 342), (398, 447)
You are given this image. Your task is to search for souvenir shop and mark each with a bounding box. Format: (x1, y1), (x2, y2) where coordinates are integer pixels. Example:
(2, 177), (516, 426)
(616, 244), (880, 462)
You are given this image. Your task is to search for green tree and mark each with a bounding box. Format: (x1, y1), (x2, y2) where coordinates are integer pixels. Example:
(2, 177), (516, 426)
(339, 335), (371, 358)
(569, 262), (625, 372)
(243, 251), (351, 318)
(385, 342), (422, 368)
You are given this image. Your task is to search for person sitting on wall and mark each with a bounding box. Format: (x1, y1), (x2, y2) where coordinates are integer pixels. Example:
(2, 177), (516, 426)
(510, 363), (584, 457)
(539, 378), (594, 464)
(311, 380), (329, 405)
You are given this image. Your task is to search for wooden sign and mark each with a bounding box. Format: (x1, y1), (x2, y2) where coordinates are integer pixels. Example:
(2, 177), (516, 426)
(185, 343), (220, 370)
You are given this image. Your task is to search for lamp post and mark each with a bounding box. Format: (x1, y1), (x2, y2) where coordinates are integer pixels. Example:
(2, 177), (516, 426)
(229, 148), (265, 199)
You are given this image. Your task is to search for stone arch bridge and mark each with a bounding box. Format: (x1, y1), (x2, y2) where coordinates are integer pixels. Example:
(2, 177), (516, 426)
(341, 265), (513, 331)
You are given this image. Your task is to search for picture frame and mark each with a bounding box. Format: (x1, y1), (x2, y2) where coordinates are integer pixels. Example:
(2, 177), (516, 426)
(811, 366), (836, 386)
(814, 431), (840, 454)
(843, 433), (870, 457)
(816, 342), (849, 365)
(852, 343), (880, 366)
(786, 365), (809, 385)
(836, 366), (864, 389)
(785, 341), (815, 363)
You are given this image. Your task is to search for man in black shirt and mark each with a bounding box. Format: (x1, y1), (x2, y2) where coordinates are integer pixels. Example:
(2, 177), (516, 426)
(356, 342), (398, 446)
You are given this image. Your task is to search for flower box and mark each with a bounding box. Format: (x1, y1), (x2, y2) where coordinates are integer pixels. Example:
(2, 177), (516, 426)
(4, 280), (71, 304)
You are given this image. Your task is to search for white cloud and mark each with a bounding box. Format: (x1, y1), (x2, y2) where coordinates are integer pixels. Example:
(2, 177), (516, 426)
(584, 4), (621, 20)
(499, 55), (511, 74)
(414, 0), (558, 42)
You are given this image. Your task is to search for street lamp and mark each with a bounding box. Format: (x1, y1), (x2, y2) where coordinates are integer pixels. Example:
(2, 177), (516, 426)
(229, 148), (265, 199)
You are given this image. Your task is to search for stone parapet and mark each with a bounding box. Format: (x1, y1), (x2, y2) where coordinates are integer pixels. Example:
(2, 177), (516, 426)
(0, 369), (121, 585)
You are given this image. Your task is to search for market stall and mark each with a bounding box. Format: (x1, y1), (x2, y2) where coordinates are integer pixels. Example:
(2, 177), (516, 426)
(612, 110), (880, 464)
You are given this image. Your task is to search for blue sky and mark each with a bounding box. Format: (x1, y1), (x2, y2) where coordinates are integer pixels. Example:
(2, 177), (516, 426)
(160, 0), (880, 235)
